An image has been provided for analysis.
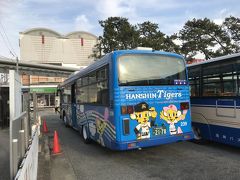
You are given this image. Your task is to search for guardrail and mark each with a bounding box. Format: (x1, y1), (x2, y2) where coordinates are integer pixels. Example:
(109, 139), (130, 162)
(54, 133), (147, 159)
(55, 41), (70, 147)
(10, 111), (30, 179)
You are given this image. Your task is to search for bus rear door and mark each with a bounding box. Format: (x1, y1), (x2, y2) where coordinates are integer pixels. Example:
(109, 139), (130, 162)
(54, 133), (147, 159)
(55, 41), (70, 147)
(71, 83), (77, 128)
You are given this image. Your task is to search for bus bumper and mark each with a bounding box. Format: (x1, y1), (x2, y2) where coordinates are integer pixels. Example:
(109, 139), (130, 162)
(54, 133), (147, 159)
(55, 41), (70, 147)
(111, 132), (194, 151)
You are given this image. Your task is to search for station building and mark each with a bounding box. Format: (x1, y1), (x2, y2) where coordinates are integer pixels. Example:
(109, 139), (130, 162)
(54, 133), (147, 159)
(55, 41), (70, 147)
(19, 28), (98, 108)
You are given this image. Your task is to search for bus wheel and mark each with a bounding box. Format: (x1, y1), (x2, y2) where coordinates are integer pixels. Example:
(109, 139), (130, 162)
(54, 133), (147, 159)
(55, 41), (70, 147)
(192, 127), (203, 143)
(82, 125), (91, 144)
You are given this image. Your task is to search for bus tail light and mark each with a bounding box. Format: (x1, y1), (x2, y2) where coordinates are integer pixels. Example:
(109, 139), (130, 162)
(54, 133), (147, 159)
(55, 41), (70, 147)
(180, 102), (189, 110)
(121, 106), (127, 114)
(127, 106), (134, 114)
(121, 106), (134, 114)
(123, 119), (130, 135)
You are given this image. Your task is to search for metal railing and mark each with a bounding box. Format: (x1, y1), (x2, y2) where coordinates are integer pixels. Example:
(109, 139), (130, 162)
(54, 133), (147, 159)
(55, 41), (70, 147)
(10, 111), (30, 179)
(14, 124), (39, 180)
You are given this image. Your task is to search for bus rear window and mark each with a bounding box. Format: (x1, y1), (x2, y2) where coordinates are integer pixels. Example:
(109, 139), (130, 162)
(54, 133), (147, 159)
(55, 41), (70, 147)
(118, 54), (186, 86)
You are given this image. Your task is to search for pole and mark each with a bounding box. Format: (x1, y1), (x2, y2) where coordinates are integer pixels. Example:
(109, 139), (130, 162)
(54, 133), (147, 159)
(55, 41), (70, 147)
(16, 57), (19, 73)
(23, 116), (29, 149)
(19, 130), (25, 159)
(33, 91), (37, 123)
(12, 139), (18, 179)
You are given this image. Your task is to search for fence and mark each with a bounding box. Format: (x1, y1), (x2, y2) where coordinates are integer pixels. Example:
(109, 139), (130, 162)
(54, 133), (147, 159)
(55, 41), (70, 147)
(10, 111), (30, 179)
(14, 125), (39, 180)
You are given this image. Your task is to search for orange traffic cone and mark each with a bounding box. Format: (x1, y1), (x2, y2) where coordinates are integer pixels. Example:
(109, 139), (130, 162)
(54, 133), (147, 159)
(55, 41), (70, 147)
(52, 130), (61, 154)
(42, 119), (49, 133)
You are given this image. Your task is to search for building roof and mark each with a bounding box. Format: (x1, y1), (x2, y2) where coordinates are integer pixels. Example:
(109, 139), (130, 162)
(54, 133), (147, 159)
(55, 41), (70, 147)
(65, 31), (97, 39)
(20, 27), (61, 37)
(0, 57), (78, 77)
(20, 28), (97, 39)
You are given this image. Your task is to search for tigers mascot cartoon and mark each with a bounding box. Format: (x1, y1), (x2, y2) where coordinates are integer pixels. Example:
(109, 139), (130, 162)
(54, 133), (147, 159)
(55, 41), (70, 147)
(130, 102), (157, 140)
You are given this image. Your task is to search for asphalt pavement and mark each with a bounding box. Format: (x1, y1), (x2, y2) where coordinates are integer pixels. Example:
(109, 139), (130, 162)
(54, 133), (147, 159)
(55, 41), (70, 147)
(39, 110), (240, 180)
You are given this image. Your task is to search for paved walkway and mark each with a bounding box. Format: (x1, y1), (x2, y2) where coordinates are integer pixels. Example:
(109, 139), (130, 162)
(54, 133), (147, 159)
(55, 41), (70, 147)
(38, 110), (77, 180)
(0, 128), (9, 180)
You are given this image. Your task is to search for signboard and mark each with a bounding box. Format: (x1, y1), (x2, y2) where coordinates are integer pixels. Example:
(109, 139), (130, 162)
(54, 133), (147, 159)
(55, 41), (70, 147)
(0, 73), (9, 85)
(30, 87), (57, 93)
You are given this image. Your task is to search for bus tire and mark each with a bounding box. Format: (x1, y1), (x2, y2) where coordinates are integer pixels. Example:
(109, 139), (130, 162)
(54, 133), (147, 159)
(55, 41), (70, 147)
(192, 127), (204, 144)
(82, 125), (91, 144)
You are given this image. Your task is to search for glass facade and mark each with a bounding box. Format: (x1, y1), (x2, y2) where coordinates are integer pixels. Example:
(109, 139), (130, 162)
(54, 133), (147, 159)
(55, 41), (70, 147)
(30, 87), (57, 107)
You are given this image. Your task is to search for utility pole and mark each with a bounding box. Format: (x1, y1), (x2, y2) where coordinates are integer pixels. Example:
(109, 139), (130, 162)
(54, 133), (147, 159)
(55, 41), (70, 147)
(16, 56), (19, 73)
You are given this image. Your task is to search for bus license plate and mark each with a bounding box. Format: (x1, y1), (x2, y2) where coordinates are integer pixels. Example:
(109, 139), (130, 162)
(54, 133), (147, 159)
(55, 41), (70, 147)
(153, 127), (166, 136)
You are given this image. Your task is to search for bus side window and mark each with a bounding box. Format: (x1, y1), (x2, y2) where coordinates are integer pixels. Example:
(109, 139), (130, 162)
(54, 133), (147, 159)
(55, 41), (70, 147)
(96, 66), (109, 106)
(97, 89), (109, 105)
(97, 80), (109, 105)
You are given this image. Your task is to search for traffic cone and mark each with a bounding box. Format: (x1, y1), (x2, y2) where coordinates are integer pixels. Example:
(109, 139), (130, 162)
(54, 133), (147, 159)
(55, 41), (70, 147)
(52, 130), (61, 154)
(42, 119), (49, 133)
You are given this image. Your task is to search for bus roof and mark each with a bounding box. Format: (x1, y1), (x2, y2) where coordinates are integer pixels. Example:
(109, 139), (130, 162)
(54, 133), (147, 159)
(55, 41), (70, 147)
(60, 49), (184, 87)
(115, 49), (183, 59)
(187, 52), (240, 68)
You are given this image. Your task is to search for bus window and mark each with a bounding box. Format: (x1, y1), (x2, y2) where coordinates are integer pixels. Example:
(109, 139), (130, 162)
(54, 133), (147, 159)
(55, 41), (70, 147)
(89, 72), (96, 84)
(82, 76), (88, 86)
(222, 75), (237, 96)
(219, 61), (238, 96)
(202, 63), (221, 96)
(203, 83), (221, 96)
(78, 86), (88, 103)
(188, 66), (201, 97)
(118, 54), (186, 86)
(75, 65), (109, 105)
(97, 68), (107, 81)
(189, 80), (200, 97)
(63, 87), (71, 104)
(89, 84), (98, 103)
(202, 76), (221, 96)
(96, 66), (109, 105)
(97, 81), (109, 105)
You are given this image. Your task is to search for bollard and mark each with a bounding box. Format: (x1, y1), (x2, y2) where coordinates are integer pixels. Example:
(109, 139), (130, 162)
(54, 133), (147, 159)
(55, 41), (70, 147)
(38, 115), (41, 125)
(23, 116), (29, 150)
(19, 130), (25, 159)
(33, 91), (37, 123)
(12, 139), (19, 178)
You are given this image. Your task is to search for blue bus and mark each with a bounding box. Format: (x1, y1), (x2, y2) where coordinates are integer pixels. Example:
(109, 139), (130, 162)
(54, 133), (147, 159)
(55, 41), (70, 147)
(188, 53), (240, 147)
(59, 48), (193, 150)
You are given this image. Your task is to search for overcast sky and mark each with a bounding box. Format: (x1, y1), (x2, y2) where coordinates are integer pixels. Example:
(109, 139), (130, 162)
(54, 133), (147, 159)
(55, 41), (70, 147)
(0, 0), (239, 59)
